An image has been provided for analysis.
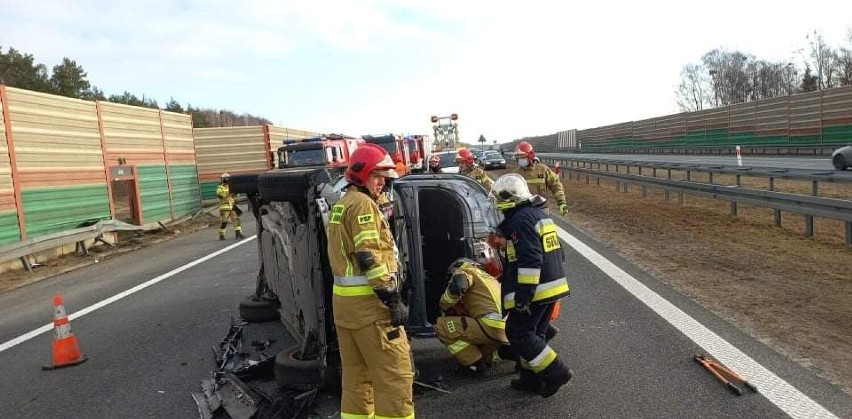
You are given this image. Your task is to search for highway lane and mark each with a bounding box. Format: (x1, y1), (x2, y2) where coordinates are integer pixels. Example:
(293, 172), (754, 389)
(1, 211), (850, 418)
(0, 215), (262, 418)
(539, 152), (838, 171)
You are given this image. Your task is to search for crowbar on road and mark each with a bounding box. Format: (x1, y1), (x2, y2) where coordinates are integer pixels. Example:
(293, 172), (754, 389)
(694, 354), (758, 396)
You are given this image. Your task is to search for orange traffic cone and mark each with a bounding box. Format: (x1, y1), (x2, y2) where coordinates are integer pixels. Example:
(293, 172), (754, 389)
(42, 295), (87, 370)
(550, 300), (562, 321)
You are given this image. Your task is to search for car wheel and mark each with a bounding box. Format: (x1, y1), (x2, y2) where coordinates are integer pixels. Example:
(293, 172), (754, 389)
(274, 345), (324, 391)
(238, 295), (279, 322)
(833, 154), (848, 171)
(227, 174), (260, 194)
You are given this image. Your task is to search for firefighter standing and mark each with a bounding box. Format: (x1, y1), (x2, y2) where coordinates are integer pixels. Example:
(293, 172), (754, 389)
(456, 148), (493, 190)
(326, 143), (414, 419)
(434, 258), (508, 377)
(428, 154), (442, 173)
(492, 173), (572, 398)
(216, 173), (243, 240)
(512, 141), (568, 216)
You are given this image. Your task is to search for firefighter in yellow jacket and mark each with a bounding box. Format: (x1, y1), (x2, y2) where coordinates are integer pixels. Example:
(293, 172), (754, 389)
(216, 173), (243, 240)
(456, 148), (493, 190)
(326, 143), (414, 419)
(512, 141), (568, 216)
(434, 258), (508, 377)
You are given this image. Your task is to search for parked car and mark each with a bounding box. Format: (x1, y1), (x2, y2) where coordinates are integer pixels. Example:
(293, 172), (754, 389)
(231, 167), (503, 390)
(479, 150), (507, 170)
(832, 145), (852, 170)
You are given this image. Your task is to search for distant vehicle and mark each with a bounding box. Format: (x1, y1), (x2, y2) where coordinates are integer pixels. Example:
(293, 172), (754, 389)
(479, 150), (507, 170)
(277, 135), (362, 169)
(430, 150), (461, 173)
(471, 149), (485, 164)
(362, 133), (411, 174)
(430, 113), (459, 152)
(832, 145), (852, 170)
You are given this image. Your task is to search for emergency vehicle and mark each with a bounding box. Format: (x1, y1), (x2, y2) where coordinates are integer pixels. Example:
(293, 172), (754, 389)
(431, 113), (460, 152)
(277, 134), (362, 169)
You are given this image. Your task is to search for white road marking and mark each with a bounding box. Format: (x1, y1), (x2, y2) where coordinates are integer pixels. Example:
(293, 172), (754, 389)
(557, 226), (838, 419)
(0, 236), (256, 353)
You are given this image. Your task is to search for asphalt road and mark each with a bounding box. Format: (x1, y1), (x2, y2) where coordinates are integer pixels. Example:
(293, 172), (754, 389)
(0, 211), (850, 418)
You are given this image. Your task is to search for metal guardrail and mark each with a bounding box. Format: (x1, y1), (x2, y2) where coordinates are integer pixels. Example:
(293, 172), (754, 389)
(539, 157), (852, 246)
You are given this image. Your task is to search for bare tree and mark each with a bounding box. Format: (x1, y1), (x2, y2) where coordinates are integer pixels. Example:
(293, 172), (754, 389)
(806, 30), (837, 89)
(676, 63), (710, 111)
(836, 27), (852, 86)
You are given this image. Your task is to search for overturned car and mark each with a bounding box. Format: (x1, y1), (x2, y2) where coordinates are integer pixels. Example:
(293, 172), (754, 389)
(229, 167), (503, 391)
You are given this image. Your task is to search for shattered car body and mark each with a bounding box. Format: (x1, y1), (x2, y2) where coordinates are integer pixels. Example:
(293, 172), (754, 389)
(245, 167), (502, 390)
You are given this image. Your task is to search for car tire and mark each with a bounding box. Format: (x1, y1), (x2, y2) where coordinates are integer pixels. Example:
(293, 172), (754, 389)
(274, 345), (324, 391)
(833, 154), (848, 171)
(238, 295), (279, 323)
(227, 174), (260, 194)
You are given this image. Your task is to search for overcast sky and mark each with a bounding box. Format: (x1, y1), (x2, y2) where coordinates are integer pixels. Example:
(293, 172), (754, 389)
(2, 0), (851, 143)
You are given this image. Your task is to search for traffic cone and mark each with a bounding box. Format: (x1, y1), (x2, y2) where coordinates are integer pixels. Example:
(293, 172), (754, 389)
(42, 295), (87, 370)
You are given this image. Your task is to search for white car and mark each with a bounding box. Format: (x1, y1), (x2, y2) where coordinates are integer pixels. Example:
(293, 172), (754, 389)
(831, 145), (852, 170)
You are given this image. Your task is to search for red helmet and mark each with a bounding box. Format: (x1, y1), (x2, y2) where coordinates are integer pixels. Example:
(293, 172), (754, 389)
(345, 143), (399, 185)
(428, 154), (441, 166)
(513, 141), (535, 161)
(456, 148), (474, 165)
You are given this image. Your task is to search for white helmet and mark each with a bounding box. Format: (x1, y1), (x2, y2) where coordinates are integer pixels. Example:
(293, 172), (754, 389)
(220, 172), (230, 181)
(492, 173), (533, 211)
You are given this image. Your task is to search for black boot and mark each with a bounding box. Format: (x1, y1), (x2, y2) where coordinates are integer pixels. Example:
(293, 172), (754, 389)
(545, 324), (559, 342)
(538, 364), (573, 398)
(235, 231), (244, 239)
(456, 359), (487, 378)
(511, 370), (544, 394)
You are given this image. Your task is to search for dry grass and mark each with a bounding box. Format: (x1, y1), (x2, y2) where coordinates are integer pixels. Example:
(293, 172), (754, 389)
(557, 172), (852, 394)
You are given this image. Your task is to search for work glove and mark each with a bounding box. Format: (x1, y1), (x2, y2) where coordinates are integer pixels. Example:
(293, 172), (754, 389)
(374, 287), (409, 327)
(514, 290), (533, 315)
(387, 301), (409, 327)
(558, 203), (568, 216)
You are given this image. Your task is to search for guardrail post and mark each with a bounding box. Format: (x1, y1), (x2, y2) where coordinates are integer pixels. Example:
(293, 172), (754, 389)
(731, 175), (740, 216)
(709, 172), (714, 184)
(804, 181), (818, 237)
(665, 169), (671, 202)
(846, 222), (852, 247)
(624, 166), (630, 193)
(769, 178), (781, 225)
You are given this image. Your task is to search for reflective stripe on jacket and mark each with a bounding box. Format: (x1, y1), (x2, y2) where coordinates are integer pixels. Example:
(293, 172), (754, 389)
(500, 204), (569, 310)
(327, 188), (399, 329)
(216, 183), (233, 211)
(513, 162), (566, 207)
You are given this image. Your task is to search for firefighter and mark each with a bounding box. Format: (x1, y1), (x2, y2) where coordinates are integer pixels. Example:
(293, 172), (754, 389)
(456, 148), (493, 190)
(434, 258), (508, 377)
(492, 173), (572, 398)
(216, 173), (243, 240)
(326, 143), (414, 419)
(392, 152), (408, 176)
(428, 154), (442, 173)
(512, 141), (568, 216)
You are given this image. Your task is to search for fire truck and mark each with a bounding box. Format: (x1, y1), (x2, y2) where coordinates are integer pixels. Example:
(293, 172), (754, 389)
(404, 134), (431, 173)
(430, 113), (459, 152)
(361, 133), (410, 174)
(277, 134), (363, 169)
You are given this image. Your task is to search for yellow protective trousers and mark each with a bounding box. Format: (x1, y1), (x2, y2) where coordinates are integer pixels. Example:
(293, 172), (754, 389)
(433, 315), (508, 367)
(337, 321), (414, 419)
(218, 209), (242, 238)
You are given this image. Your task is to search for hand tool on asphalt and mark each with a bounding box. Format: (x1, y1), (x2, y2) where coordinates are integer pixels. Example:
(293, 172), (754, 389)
(694, 355), (758, 396)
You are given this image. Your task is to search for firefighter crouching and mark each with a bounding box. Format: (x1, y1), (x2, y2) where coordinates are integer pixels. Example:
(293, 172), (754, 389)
(456, 148), (493, 190)
(434, 258), (508, 377)
(216, 173), (243, 240)
(512, 141), (568, 216)
(326, 143), (414, 419)
(492, 173), (572, 398)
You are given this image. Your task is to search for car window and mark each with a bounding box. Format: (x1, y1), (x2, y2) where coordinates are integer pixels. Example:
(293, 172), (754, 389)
(438, 152), (458, 167)
(288, 148), (326, 166)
